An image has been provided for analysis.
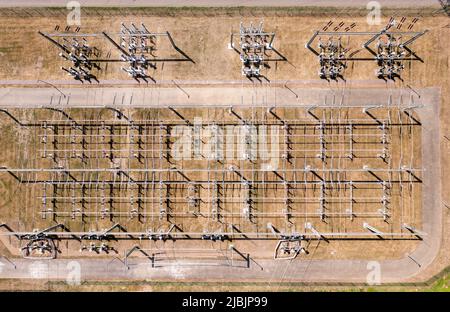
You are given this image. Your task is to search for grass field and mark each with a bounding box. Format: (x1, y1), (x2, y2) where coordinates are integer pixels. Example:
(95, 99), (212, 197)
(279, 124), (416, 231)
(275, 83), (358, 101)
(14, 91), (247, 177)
(0, 270), (449, 291)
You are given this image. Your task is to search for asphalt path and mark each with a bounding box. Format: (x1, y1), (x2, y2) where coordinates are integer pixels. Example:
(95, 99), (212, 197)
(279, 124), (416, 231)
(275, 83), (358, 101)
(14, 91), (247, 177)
(0, 0), (441, 8)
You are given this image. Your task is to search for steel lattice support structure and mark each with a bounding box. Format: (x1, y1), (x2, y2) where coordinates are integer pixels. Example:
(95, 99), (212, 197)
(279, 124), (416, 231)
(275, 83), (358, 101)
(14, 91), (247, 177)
(39, 23), (193, 83)
(0, 105), (423, 249)
(305, 22), (428, 80)
(230, 21), (286, 79)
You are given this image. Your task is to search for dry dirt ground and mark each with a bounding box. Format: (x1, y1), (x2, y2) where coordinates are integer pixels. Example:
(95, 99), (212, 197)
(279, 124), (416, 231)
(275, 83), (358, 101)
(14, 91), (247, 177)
(0, 6), (448, 290)
(0, 7), (447, 83)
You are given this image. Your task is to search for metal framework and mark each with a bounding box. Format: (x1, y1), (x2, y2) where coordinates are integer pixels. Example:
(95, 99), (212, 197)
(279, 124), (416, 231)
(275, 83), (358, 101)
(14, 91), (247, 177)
(124, 245), (249, 268)
(39, 23), (193, 83)
(0, 103), (423, 254)
(230, 21), (286, 79)
(306, 19), (428, 80)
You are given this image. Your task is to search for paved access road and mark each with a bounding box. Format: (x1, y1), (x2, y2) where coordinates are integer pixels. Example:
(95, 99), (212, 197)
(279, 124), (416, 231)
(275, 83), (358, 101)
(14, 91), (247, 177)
(0, 0), (441, 8)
